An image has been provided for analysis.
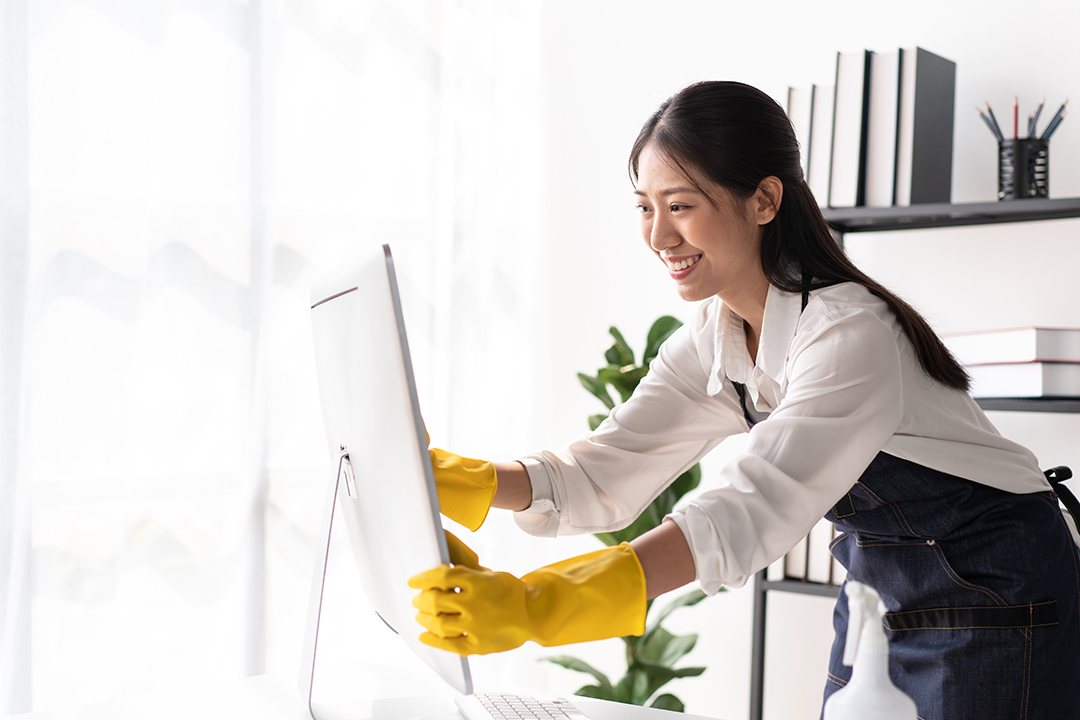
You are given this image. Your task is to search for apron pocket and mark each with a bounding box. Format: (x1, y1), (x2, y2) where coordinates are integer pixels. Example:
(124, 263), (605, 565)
(884, 600), (1058, 631)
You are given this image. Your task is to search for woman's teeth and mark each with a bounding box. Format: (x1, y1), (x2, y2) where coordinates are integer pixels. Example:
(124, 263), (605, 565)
(670, 256), (700, 271)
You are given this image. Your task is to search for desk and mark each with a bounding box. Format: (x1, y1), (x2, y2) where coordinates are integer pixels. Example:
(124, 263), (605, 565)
(3, 658), (721, 720)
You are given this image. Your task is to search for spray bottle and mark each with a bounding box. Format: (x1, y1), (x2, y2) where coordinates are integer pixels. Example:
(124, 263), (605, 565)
(823, 581), (917, 720)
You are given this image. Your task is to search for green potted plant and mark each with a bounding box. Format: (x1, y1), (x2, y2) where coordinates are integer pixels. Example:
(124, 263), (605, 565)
(544, 316), (714, 713)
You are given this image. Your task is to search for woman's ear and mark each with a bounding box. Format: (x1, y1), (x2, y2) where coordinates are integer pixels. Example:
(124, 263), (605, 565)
(753, 176), (783, 225)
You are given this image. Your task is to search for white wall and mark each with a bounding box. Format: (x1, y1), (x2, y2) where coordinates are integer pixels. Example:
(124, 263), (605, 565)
(532, 2), (1080, 719)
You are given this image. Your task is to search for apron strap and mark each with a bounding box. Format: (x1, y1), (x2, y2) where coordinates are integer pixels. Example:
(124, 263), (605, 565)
(732, 286), (811, 430)
(1045, 466), (1080, 527)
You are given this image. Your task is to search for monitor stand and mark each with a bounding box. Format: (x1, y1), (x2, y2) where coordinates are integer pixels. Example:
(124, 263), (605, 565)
(299, 448), (385, 719)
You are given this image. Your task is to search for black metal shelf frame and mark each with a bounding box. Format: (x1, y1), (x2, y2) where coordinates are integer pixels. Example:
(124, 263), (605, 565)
(748, 196), (1080, 720)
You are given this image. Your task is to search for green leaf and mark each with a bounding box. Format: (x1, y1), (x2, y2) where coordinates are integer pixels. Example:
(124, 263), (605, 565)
(588, 413), (608, 431)
(541, 656), (614, 696)
(578, 373), (615, 410)
(646, 588), (709, 636)
(644, 316), (683, 365)
(657, 633), (698, 667)
(574, 684), (614, 701)
(636, 626), (677, 664)
(634, 661), (706, 701)
(649, 694), (685, 713)
(597, 366), (637, 403)
(616, 668), (651, 705)
(607, 326), (635, 366)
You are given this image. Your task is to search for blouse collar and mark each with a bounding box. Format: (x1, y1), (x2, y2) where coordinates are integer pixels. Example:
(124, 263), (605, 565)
(706, 285), (804, 397)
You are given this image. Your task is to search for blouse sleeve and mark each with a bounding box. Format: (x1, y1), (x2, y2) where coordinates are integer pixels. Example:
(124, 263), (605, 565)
(669, 302), (904, 593)
(513, 316), (750, 538)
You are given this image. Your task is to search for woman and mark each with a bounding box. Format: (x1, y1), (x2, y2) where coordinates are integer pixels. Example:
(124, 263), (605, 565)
(409, 81), (1080, 719)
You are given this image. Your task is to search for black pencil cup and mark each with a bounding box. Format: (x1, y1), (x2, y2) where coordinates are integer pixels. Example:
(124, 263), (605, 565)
(998, 138), (1049, 200)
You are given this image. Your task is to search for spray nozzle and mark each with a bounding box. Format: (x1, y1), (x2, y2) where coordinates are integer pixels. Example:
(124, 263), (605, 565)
(841, 581), (889, 666)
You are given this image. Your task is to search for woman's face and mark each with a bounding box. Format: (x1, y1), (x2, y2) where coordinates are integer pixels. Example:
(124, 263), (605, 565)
(634, 143), (770, 304)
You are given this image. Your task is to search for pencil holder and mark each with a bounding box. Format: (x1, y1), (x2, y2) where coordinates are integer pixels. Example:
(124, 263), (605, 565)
(998, 138), (1049, 200)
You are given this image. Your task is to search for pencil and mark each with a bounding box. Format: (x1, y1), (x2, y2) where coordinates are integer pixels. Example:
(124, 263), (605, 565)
(1040, 99), (1068, 140)
(1030, 97), (1046, 138)
(977, 106), (1003, 141)
(1044, 109), (1067, 140)
(985, 102), (1003, 140)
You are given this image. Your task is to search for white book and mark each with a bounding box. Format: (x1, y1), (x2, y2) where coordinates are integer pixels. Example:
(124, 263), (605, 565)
(784, 534), (808, 580)
(829, 50), (871, 208)
(766, 557), (785, 581)
(807, 84), (835, 207)
(787, 86), (814, 181)
(806, 518), (835, 584)
(864, 50), (901, 207)
(830, 524), (846, 586)
(944, 327), (1080, 366)
(968, 362), (1080, 398)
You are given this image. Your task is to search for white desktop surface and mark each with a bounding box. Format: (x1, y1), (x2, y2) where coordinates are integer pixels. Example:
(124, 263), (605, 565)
(3, 658), (722, 720)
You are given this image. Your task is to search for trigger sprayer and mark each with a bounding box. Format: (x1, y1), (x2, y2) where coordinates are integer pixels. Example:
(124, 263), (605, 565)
(822, 581), (917, 720)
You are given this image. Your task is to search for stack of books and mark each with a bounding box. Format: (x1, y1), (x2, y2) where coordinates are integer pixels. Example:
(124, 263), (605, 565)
(786, 47), (955, 210)
(944, 327), (1080, 398)
(768, 517), (845, 586)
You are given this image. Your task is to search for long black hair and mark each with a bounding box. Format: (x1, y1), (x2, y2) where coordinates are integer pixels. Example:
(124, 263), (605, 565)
(629, 80), (969, 392)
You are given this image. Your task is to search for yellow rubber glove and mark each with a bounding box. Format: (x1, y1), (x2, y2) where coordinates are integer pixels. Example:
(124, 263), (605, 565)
(429, 446), (498, 532)
(408, 541), (647, 656)
(443, 529), (482, 569)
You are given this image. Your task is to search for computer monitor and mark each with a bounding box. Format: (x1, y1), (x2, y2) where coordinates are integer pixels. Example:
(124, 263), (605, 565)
(300, 243), (472, 717)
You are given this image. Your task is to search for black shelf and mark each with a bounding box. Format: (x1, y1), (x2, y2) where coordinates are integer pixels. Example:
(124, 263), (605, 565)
(975, 397), (1080, 413)
(822, 196), (1080, 233)
(761, 577), (841, 598)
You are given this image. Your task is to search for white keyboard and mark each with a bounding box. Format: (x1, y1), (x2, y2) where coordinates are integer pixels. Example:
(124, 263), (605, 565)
(455, 693), (591, 720)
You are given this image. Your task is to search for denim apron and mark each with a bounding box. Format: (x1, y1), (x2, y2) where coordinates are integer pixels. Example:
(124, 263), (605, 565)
(734, 326), (1080, 718)
(822, 452), (1080, 719)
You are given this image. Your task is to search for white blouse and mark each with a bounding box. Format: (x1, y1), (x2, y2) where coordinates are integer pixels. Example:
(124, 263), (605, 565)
(514, 283), (1053, 594)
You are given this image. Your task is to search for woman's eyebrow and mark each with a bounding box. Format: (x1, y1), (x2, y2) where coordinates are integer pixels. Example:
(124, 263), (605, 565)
(633, 186), (699, 197)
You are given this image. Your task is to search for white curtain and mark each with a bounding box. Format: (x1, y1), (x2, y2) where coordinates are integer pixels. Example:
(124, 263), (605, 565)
(0, 0), (545, 713)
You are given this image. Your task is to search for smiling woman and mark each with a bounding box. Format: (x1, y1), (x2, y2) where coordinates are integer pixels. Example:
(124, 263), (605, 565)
(412, 80), (1080, 720)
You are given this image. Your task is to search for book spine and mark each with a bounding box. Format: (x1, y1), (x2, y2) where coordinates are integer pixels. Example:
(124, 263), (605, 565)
(808, 84), (835, 208)
(894, 48), (917, 206)
(865, 51), (901, 207)
(909, 48), (955, 204)
(828, 50), (872, 208)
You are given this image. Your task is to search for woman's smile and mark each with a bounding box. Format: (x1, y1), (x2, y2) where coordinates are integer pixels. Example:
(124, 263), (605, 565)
(663, 253), (702, 278)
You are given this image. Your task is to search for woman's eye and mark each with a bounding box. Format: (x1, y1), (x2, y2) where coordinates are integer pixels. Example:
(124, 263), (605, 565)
(670, 204), (689, 212)
(635, 204), (651, 214)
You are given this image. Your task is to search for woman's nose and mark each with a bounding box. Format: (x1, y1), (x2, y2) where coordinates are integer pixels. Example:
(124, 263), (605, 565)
(648, 214), (679, 252)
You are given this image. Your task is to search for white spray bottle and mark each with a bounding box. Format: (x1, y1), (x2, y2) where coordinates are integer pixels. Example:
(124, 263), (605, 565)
(822, 581), (917, 720)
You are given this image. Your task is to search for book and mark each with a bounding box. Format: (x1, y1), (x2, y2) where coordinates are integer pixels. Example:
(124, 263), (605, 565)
(828, 50), (872, 208)
(784, 533), (808, 580)
(766, 557), (785, 581)
(944, 327), (1080, 365)
(786, 86), (814, 182)
(968, 362), (1080, 398)
(894, 47), (956, 206)
(806, 518), (835, 584)
(864, 50), (901, 207)
(807, 84), (835, 208)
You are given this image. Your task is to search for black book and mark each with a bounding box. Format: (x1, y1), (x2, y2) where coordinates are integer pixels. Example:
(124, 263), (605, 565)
(895, 47), (956, 205)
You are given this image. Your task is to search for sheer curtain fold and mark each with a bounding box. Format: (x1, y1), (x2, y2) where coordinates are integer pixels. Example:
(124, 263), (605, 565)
(0, 0), (545, 713)
(1, 1), (32, 715)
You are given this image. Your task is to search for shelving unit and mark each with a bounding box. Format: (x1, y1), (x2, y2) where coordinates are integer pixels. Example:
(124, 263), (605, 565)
(748, 196), (1080, 720)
